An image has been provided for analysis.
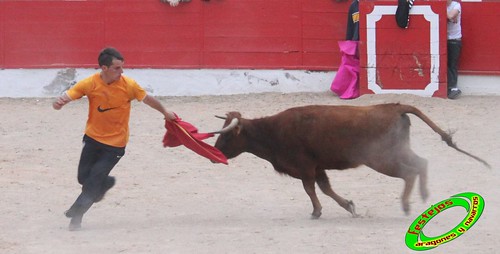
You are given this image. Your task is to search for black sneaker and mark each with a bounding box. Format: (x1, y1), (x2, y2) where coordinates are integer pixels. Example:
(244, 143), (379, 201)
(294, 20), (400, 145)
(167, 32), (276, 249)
(448, 89), (462, 99)
(94, 176), (116, 203)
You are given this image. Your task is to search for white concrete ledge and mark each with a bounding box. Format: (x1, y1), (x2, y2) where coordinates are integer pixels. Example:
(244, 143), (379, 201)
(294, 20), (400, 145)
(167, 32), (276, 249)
(456, 75), (500, 96)
(0, 69), (498, 97)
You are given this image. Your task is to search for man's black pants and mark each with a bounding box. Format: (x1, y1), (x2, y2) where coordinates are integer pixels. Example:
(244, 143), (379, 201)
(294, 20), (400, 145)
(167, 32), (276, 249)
(447, 39), (462, 90)
(67, 135), (125, 217)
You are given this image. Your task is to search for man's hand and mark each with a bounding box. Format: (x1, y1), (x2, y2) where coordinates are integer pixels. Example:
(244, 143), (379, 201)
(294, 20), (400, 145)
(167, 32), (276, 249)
(447, 9), (459, 23)
(165, 111), (177, 122)
(53, 94), (71, 110)
(161, 0), (180, 7)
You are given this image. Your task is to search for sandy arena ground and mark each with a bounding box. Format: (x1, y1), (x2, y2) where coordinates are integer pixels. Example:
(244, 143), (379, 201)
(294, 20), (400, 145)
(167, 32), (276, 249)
(0, 92), (498, 254)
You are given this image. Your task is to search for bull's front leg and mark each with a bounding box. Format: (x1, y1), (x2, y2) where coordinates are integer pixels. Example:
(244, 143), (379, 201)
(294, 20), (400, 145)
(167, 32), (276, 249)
(302, 179), (322, 219)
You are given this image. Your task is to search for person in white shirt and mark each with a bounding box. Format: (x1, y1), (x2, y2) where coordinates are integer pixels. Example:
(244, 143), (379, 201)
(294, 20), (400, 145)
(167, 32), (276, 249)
(447, 0), (462, 99)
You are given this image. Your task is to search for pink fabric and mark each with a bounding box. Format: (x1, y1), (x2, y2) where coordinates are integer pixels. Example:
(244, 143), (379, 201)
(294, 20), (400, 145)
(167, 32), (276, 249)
(330, 40), (360, 99)
(163, 115), (228, 164)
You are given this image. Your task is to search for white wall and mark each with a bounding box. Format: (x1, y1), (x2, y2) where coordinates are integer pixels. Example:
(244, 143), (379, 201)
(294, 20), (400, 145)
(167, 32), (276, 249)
(0, 69), (498, 98)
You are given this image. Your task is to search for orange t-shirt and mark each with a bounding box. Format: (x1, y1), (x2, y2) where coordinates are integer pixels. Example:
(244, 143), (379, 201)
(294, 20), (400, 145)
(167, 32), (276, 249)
(66, 73), (147, 147)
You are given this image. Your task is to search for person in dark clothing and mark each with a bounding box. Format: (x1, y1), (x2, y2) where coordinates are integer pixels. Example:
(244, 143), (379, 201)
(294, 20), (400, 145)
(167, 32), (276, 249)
(346, 0), (359, 41)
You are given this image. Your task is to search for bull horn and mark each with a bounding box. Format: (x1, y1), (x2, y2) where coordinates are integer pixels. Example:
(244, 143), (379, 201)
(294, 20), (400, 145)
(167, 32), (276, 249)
(215, 115), (226, 120)
(210, 118), (239, 134)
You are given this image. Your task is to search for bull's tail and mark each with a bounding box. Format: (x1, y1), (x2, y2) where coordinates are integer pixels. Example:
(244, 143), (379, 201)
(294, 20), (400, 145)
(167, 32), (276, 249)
(399, 104), (491, 168)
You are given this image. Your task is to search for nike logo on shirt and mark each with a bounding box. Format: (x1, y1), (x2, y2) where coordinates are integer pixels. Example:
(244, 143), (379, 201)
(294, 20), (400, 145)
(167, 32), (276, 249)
(97, 105), (117, 112)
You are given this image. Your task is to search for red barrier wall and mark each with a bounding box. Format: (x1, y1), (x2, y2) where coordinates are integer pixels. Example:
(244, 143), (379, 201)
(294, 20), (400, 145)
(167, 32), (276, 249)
(460, 1), (500, 74)
(0, 0), (350, 69)
(0, 0), (498, 74)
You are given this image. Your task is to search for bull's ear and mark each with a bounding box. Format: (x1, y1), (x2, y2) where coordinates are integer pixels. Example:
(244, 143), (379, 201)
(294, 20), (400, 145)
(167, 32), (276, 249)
(235, 124), (242, 136)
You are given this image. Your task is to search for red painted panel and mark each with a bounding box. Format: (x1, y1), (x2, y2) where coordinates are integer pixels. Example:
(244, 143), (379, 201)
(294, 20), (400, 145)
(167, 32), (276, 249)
(359, 0), (448, 97)
(302, 12), (346, 55)
(301, 1), (348, 70)
(121, 51), (202, 68)
(303, 52), (338, 69)
(375, 54), (434, 68)
(205, 37), (301, 53)
(460, 2), (500, 73)
(303, 38), (337, 52)
(202, 0), (302, 68)
(103, 0), (202, 67)
(303, 25), (337, 40)
(2, 1), (105, 67)
(205, 23), (301, 38)
(203, 0), (301, 24)
(0, 7), (5, 66)
(0, 0), (353, 69)
(375, 15), (431, 90)
(0, 0), (497, 75)
(302, 6), (349, 45)
(203, 52), (302, 69)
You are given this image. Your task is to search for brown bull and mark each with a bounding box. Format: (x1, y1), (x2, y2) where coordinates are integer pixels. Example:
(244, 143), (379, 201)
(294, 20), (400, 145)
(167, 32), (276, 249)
(212, 103), (489, 218)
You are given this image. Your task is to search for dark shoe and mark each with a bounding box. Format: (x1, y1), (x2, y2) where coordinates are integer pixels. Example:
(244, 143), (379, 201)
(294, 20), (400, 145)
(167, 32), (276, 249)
(68, 215), (82, 231)
(64, 203), (85, 218)
(94, 176), (116, 203)
(448, 89), (462, 99)
(65, 193), (94, 218)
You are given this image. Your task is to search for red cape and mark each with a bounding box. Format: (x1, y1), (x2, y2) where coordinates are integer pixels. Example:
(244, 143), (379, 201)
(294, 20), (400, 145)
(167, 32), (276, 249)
(163, 116), (228, 164)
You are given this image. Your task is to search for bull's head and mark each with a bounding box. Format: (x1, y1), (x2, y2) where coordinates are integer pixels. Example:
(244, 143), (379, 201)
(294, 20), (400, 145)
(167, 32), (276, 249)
(212, 112), (245, 159)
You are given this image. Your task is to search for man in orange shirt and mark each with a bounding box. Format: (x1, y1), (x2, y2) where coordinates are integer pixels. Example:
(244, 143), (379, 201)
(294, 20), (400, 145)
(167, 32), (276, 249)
(53, 47), (176, 230)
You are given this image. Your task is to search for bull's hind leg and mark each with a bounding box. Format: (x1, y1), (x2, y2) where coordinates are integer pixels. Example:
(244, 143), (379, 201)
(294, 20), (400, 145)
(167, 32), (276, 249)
(302, 178), (323, 219)
(398, 150), (430, 214)
(400, 172), (417, 215)
(369, 161), (421, 216)
(367, 155), (426, 216)
(315, 170), (358, 217)
(419, 162), (429, 202)
(406, 152), (429, 202)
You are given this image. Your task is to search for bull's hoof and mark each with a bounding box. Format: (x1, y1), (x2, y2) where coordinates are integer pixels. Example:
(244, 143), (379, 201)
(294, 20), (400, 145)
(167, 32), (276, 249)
(347, 200), (359, 218)
(311, 211), (322, 219)
(421, 188), (429, 202)
(403, 203), (411, 216)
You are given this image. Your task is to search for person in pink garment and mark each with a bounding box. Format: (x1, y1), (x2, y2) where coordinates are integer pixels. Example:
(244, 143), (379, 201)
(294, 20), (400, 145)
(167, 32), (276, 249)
(330, 0), (360, 99)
